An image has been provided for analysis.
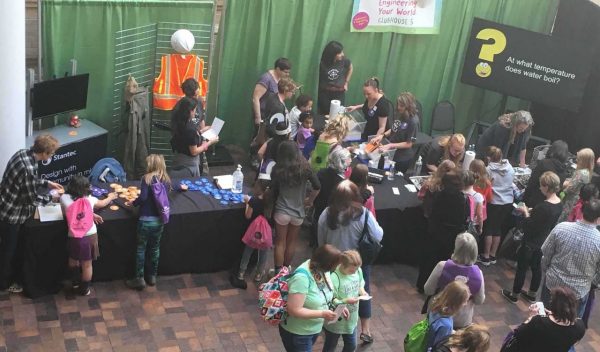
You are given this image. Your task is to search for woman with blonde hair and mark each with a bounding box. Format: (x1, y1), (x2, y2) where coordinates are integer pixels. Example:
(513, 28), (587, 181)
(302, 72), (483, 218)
(425, 134), (466, 174)
(430, 324), (491, 352)
(557, 148), (595, 222)
(475, 110), (534, 167)
(426, 281), (471, 349)
(310, 114), (351, 172)
(502, 171), (562, 304)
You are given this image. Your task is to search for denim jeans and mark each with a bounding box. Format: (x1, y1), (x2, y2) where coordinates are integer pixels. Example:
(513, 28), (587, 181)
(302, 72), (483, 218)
(322, 327), (357, 352)
(279, 325), (319, 352)
(0, 221), (21, 289)
(135, 219), (164, 278)
(359, 264), (371, 319)
(239, 245), (268, 274)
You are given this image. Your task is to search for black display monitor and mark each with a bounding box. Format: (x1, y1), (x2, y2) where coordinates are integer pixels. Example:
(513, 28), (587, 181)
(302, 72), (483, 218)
(31, 74), (89, 119)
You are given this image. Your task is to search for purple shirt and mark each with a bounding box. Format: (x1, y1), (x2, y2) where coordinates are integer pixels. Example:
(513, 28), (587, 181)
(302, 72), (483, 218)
(437, 259), (483, 296)
(257, 71), (278, 112)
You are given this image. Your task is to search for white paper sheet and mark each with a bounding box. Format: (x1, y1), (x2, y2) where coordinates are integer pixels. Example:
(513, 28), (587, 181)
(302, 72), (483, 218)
(404, 184), (417, 193)
(38, 203), (63, 222)
(201, 117), (225, 140)
(326, 304), (347, 325)
(213, 175), (233, 190)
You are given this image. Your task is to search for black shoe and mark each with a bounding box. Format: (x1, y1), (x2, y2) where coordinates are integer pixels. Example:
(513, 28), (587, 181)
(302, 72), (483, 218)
(520, 290), (537, 303)
(78, 281), (91, 296)
(229, 274), (247, 289)
(489, 256), (497, 264)
(501, 289), (518, 304)
(125, 278), (146, 291)
(145, 275), (157, 286)
(360, 332), (374, 344)
(477, 255), (491, 267)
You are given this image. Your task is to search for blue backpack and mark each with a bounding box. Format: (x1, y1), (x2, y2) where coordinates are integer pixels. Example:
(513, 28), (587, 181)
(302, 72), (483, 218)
(89, 158), (127, 183)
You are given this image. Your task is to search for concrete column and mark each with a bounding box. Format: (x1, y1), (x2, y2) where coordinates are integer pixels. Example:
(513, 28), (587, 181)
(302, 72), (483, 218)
(0, 0), (26, 178)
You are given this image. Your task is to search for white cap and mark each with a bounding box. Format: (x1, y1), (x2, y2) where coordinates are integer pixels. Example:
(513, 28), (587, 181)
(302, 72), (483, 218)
(170, 29), (195, 54)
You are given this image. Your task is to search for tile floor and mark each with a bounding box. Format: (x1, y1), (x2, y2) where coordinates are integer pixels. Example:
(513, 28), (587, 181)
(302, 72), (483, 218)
(1, 226), (599, 352)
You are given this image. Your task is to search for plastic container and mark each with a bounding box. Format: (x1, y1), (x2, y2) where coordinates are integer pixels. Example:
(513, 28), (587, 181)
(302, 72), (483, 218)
(414, 156), (423, 176)
(232, 165), (243, 194)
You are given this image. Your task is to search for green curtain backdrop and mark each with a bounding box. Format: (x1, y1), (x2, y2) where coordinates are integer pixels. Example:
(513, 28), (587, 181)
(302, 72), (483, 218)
(216, 0), (559, 146)
(42, 0), (214, 153)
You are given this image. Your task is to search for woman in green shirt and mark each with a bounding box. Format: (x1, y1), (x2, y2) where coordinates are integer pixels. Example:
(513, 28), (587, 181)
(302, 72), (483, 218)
(279, 244), (343, 351)
(323, 250), (367, 352)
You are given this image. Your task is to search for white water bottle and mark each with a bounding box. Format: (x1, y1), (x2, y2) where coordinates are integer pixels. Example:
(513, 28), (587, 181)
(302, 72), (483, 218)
(415, 156), (423, 176)
(232, 165), (243, 193)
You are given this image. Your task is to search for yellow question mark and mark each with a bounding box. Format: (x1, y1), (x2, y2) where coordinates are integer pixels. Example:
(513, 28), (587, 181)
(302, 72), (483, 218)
(474, 28), (507, 78)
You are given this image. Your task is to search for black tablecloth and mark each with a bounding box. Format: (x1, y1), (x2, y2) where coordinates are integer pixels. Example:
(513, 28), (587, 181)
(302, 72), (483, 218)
(370, 175), (426, 265)
(21, 179), (247, 298)
(21, 175), (426, 298)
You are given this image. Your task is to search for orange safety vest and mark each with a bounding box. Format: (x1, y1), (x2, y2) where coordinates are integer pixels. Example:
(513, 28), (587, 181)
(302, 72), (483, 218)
(152, 54), (208, 111)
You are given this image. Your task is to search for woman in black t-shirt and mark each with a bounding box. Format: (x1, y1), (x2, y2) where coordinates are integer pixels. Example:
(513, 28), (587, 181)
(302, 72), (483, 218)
(505, 286), (585, 352)
(347, 78), (391, 141)
(373, 92), (418, 173)
(170, 97), (218, 177)
(502, 171), (562, 304)
(317, 41), (353, 114)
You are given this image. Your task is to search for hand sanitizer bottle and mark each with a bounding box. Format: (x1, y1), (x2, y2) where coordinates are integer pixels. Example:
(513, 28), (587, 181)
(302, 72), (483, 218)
(232, 165), (243, 193)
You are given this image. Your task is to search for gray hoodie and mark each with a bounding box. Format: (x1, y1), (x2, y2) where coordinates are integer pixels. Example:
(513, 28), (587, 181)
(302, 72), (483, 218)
(487, 160), (515, 205)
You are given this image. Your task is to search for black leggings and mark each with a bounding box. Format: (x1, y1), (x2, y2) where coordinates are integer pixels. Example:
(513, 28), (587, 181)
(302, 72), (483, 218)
(512, 244), (543, 294)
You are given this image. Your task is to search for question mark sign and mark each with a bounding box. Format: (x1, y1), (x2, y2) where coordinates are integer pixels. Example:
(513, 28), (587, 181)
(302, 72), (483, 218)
(476, 28), (507, 62)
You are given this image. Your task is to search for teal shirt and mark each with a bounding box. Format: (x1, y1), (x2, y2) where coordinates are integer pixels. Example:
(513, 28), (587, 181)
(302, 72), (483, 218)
(281, 260), (334, 335)
(325, 266), (364, 334)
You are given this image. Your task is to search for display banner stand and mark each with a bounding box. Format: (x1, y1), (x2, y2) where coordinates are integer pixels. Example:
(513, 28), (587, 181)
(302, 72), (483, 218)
(27, 120), (108, 184)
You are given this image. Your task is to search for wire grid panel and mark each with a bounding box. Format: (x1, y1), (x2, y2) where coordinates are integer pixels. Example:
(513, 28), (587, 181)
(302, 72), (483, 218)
(110, 23), (158, 157)
(151, 22), (212, 166)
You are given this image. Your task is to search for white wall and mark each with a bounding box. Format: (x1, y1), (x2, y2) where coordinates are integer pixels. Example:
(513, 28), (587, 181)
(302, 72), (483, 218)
(0, 0), (26, 178)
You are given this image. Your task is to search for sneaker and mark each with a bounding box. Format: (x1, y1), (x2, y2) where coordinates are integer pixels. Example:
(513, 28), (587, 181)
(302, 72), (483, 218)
(477, 255), (491, 266)
(125, 278), (146, 291)
(79, 287), (91, 296)
(520, 290), (537, 303)
(145, 275), (157, 287)
(501, 289), (518, 304)
(7, 283), (23, 294)
(254, 271), (264, 283)
(229, 274), (247, 289)
(489, 256), (497, 264)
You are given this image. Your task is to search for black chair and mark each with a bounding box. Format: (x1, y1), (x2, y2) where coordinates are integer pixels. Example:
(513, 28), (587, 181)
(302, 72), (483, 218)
(429, 100), (455, 137)
(415, 100), (423, 132)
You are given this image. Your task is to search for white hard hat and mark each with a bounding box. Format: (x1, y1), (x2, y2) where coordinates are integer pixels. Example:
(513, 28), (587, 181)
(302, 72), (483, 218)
(170, 29), (195, 54)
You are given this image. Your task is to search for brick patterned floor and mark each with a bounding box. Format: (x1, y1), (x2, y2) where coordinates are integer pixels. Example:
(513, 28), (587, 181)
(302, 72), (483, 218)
(1, 225), (599, 352)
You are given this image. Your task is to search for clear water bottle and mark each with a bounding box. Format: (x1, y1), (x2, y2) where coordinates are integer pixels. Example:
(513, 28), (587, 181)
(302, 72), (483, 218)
(232, 164), (243, 193)
(414, 156), (423, 176)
